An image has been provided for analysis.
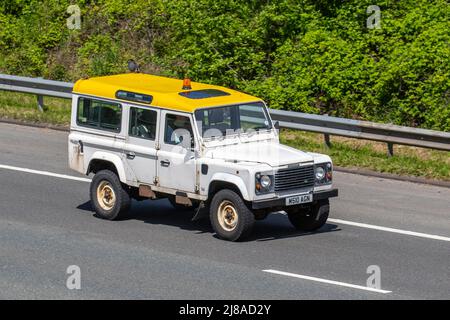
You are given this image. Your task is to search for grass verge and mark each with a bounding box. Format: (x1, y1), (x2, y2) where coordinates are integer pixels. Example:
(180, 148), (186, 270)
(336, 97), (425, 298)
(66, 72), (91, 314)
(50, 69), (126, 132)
(1, 91), (449, 182)
(0, 91), (71, 125)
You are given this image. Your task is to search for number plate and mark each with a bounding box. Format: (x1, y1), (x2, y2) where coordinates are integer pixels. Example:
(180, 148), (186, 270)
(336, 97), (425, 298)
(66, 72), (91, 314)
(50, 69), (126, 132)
(286, 194), (312, 206)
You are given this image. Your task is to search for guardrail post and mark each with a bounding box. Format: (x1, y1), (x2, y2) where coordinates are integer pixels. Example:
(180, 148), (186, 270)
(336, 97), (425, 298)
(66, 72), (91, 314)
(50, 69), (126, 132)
(35, 76), (45, 112)
(37, 95), (44, 112)
(387, 142), (394, 157)
(324, 134), (331, 148)
(323, 114), (331, 148)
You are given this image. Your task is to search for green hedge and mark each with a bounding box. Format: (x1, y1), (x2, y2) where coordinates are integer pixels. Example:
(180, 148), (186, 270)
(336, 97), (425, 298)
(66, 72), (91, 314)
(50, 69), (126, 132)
(1, 0), (449, 130)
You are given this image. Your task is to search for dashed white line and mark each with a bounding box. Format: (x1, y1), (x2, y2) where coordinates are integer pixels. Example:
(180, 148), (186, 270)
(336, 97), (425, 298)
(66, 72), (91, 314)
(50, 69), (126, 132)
(1, 163), (449, 243)
(263, 269), (392, 294)
(0, 164), (91, 183)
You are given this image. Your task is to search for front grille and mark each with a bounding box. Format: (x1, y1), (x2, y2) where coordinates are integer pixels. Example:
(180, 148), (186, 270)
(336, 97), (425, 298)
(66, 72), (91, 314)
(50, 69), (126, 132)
(274, 165), (315, 192)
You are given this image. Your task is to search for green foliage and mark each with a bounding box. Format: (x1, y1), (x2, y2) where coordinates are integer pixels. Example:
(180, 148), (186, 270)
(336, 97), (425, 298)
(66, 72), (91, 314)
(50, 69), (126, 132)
(0, 0), (449, 130)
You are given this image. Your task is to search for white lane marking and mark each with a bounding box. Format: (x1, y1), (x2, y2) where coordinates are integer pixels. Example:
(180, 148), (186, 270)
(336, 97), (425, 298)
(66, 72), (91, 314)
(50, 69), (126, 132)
(2, 163), (450, 243)
(328, 218), (450, 242)
(279, 212), (450, 243)
(0, 164), (91, 183)
(263, 269), (392, 294)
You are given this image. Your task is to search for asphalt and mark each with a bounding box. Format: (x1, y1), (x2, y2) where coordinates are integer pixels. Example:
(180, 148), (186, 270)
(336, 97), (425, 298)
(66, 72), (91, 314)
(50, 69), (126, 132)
(0, 122), (449, 299)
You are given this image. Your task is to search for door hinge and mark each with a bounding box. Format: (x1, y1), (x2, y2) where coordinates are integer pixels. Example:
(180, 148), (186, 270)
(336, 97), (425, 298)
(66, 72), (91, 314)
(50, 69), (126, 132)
(153, 176), (159, 186)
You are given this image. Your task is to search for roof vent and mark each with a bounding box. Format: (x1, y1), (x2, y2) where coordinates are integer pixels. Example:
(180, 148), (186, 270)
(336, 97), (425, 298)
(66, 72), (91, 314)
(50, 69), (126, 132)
(179, 89), (231, 99)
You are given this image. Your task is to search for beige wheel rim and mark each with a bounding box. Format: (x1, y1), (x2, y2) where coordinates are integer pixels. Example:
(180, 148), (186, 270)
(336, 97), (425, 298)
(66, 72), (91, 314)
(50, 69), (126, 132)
(96, 181), (116, 211)
(218, 200), (239, 232)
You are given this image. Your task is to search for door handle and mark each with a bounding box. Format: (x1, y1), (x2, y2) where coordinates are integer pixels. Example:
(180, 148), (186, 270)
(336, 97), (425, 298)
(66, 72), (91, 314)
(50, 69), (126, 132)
(160, 159), (170, 167)
(126, 151), (136, 160)
(78, 140), (84, 154)
(70, 140), (84, 155)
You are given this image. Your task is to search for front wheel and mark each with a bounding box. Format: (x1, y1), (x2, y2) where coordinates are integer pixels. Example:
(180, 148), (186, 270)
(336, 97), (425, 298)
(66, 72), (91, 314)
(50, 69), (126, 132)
(90, 170), (131, 220)
(210, 189), (255, 241)
(285, 199), (329, 231)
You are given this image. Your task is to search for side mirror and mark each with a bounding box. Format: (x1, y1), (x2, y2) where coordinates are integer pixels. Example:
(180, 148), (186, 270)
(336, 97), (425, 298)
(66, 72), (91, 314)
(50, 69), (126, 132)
(274, 121), (280, 130)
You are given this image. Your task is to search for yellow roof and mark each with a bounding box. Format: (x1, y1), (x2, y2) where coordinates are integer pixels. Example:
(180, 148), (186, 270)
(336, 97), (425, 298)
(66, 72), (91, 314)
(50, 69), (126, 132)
(73, 73), (262, 113)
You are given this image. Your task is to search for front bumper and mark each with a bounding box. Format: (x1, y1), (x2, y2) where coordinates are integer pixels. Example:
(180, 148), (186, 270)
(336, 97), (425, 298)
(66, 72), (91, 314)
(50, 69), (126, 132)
(251, 189), (338, 210)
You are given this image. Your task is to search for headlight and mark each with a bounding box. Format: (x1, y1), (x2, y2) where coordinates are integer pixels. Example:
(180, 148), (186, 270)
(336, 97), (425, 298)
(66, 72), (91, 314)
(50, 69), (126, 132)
(315, 167), (325, 180)
(260, 175), (271, 188)
(314, 163), (332, 185)
(255, 173), (274, 194)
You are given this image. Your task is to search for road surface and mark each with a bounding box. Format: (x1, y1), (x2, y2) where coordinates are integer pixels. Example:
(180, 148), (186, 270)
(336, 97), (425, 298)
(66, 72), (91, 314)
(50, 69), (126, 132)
(0, 122), (449, 299)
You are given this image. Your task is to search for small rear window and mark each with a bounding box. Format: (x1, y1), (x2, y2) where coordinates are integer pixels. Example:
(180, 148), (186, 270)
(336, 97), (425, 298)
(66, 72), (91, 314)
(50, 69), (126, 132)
(77, 97), (122, 132)
(179, 89), (230, 99)
(116, 90), (153, 104)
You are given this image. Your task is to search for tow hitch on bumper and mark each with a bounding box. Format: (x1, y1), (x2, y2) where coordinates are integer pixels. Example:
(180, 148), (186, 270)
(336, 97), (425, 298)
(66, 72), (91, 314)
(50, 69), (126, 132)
(251, 189), (338, 210)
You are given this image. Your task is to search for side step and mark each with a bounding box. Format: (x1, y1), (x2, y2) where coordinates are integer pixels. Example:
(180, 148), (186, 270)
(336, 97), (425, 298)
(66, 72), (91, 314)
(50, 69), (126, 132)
(138, 185), (156, 199)
(175, 191), (193, 206)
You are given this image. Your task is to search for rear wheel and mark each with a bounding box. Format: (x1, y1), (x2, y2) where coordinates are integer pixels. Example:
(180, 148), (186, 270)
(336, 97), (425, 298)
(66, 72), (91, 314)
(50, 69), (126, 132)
(210, 189), (255, 241)
(90, 170), (131, 220)
(285, 199), (329, 231)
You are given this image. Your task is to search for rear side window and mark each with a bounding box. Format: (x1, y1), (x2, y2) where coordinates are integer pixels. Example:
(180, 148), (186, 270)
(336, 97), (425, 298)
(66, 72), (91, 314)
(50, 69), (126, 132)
(77, 97), (122, 132)
(164, 113), (194, 148)
(129, 107), (157, 140)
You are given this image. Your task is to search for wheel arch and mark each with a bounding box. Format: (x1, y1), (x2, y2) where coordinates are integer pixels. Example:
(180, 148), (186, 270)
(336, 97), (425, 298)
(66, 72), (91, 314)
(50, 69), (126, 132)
(208, 173), (250, 201)
(87, 152), (127, 183)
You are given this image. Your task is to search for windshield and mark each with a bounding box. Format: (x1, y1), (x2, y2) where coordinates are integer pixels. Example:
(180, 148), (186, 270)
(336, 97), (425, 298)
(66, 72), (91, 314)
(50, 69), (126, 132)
(194, 102), (272, 139)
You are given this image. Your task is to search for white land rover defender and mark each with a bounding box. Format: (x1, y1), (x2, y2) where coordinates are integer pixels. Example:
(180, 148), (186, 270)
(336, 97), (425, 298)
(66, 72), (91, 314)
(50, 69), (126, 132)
(68, 72), (338, 241)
